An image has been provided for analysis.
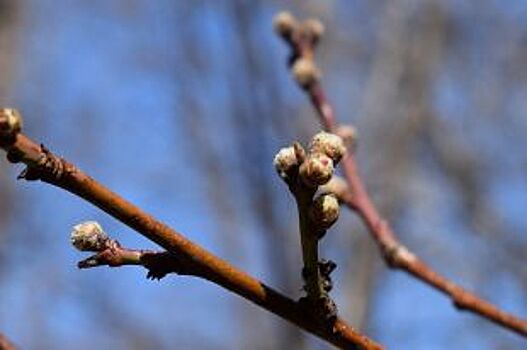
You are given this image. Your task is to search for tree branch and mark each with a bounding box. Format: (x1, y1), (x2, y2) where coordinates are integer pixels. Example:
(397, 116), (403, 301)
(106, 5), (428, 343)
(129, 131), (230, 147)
(274, 12), (527, 337)
(274, 138), (344, 323)
(0, 109), (382, 350)
(0, 333), (16, 350)
(70, 222), (193, 280)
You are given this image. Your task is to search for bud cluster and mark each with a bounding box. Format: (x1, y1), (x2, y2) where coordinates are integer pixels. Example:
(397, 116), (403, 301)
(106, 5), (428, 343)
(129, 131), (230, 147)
(274, 132), (345, 187)
(272, 12), (325, 89)
(274, 132), (346, 231)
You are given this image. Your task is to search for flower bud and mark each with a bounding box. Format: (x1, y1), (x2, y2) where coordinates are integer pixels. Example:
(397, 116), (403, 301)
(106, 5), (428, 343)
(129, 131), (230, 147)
(309, 194), (340, 230)
(0, 108), (22, 136)
(335, 125), (358, 150)
(273, 11), (297, 38)
(303, 18), (325, 43)
(299, 152), (333, 187)
(274, 146), (300, 179)
(319, 176), (348, 199)
(70, 221), (109, 252)
(310, 131), (346, 163)
(291, 58), (320, 88)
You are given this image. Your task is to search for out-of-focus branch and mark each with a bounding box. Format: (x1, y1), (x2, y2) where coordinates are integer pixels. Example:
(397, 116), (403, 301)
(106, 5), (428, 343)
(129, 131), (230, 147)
(0, 109), (382, 350)
(0, 332), (16, 350)
(274, 12), (527, 337)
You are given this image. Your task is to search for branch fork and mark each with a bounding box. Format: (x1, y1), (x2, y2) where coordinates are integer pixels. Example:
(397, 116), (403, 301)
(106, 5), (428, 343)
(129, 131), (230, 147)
(0, 108), (383, 350)
(274, 10), (527, 338)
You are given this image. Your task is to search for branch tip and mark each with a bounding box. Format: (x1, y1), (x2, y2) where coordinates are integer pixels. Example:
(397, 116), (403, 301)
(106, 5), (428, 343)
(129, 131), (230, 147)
(273, 11), (298, 40)
(0, 108), (22, 146)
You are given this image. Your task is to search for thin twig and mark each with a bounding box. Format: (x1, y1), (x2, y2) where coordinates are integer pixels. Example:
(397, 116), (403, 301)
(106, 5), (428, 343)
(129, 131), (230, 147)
(275, 139), (343, 322)
(70, 225), (192, 280)
(0, 110), (383, 350)
(275, 12), (527, 337)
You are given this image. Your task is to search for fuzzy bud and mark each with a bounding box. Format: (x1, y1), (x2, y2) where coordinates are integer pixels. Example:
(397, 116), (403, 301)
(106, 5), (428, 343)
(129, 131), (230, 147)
(273, 11), (297, 38)
(310, 131), (346, 163)
(274, 146), (300, 179)
(335, 125), (358, 150)
(70, 221), (109, 252)
(0, 108), (22, 136)
(291, 58), (320, 88)
(303, 18), (325, 43)
(309, 194), (340, 230)
(299, 152), (334, 187)
(319, 176), (348, 199)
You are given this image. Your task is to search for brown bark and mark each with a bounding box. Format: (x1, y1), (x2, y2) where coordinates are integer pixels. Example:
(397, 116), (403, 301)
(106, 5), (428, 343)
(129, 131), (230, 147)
(275, 12), (527, 337)
(0, 333), (16, 350)
(0, 129), (382, 350)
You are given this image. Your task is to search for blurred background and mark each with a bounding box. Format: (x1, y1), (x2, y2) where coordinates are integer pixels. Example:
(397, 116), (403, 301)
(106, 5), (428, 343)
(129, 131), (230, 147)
(0, 0), (526, 349)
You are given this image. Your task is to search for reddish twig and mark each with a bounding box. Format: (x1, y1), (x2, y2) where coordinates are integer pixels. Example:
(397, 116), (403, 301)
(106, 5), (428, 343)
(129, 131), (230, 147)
(0, 333), (16, 350)
(69, 223), (193, 280)
(0, 110), (383, 350)
(275, 11), (527, 337)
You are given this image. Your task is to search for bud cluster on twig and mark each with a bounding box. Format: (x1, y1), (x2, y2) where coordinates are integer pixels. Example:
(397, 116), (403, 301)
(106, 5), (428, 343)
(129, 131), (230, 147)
(273, 11), (325, 89)
(273, 13), (359, 154)
(274, 131), (347, 321)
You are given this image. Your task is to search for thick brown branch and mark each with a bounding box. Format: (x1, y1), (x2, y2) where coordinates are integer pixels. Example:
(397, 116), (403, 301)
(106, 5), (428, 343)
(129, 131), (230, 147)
(0, 333), (16, 350)
(277, 12), (527, 337)
(0, 131), (382, 350)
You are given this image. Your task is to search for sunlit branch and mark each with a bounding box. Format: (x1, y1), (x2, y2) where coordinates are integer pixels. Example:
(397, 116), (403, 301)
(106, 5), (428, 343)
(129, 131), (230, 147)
(0, 109), (382, 350)
(274, 11), (527, 338)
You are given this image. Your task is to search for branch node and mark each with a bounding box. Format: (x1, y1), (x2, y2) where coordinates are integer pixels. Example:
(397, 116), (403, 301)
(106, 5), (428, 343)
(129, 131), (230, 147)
(17, 144), (67, 182)
(382, 242), (416, 268)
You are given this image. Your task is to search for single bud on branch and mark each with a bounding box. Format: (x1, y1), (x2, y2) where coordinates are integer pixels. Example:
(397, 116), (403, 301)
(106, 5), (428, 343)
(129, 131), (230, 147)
(299, 152), (334, 187)
(335, 125), (358, 150)
(273, 11), (298, 39)
(70, 221), (109, 252)
(0, 108), (23, 142)
(309, 194), (340, 230)
(310, 131), (346, 163)
(302, 18), (325, 44)
(274, 146), (300, 179)
(291, 58), (321, 88)
(319, 176), (349, 199)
